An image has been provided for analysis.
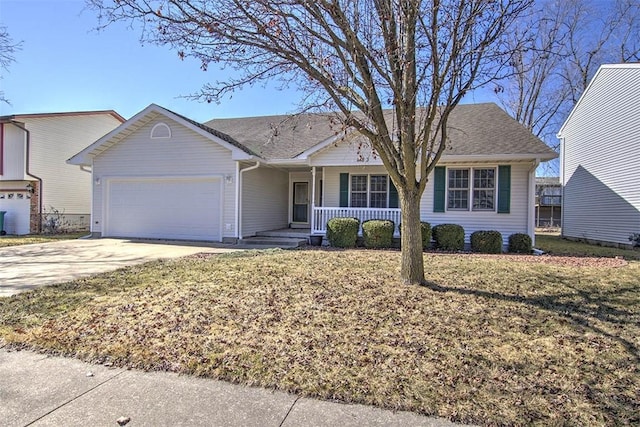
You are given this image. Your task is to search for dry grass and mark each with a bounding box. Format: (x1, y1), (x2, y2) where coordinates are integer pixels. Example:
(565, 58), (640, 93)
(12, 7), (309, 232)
(1, 249), (638, 426)
(0, 233), (86, 248)
(536, 234), (640, 260)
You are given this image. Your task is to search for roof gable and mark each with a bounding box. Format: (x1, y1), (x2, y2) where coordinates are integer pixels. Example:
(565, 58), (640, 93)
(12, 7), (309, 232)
(0, 110), (125, 123)
(558, 63), (640, 137)
(68, 104), (255, 166)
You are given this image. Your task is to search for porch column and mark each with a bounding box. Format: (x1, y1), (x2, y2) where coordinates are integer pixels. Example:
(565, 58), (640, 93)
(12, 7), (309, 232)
(311, 166), (316, 233)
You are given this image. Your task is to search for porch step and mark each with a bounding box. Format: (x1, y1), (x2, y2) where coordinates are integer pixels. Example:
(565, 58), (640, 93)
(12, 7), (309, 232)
(239, 236), (308, 248)
(255, 229), (311, 239)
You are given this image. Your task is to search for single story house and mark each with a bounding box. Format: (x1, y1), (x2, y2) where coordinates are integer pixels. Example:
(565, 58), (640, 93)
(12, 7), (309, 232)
(67, 103), (556, 245)
(1, 110), (125, 234)
(558, 63), (640, 248)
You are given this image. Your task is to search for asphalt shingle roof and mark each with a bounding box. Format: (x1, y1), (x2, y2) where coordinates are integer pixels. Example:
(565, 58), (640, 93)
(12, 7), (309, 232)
(205, 103), (556, 160)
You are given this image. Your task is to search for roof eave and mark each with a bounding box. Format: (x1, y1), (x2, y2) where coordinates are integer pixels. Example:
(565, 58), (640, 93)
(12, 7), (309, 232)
(439, 153), (558, 163)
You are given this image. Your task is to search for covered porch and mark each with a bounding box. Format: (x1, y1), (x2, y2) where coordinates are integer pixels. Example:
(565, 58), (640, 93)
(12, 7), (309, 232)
(281, 165), (402, 236)
(311, 207), (401, 235)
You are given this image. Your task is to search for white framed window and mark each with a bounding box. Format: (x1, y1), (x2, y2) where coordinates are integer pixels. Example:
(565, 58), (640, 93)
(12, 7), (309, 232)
(447, 167), (496, 211)
(369, 175), (388, 208)
(150, 122), (172, 139)
(350, 174), (389, 208)
(447, 169), (469, 210)
(350, 175), (368, 207)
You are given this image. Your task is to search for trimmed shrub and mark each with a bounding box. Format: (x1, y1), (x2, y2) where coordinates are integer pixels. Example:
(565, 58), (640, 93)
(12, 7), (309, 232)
(470, 230), (503, 254)
(509, 233), (533, 253)
(432, 224), (465, 251)
(326, 217), (360, 248)
(362, 219), (395, 248)
(399, 221), (432, 249)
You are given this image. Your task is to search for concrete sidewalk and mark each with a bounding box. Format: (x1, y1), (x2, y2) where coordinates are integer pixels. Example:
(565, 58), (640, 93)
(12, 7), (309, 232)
(0, 348), (469, 427)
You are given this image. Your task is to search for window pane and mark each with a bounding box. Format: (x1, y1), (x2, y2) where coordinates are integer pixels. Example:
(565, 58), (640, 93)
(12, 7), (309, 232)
(473, 190), (494, 210)
(448, 169), (469, 189)
(351, 192), (368, 207)
(448, 190), (468, 209)
(351, 175), (367, 192)
(472, 168), (495, 210)
(369, 175), (388, 208)
(351, 175), (367, 207)
(473, 168), (495, 189)
(370, 175), (387, 192)
(370, 192), (387, 208)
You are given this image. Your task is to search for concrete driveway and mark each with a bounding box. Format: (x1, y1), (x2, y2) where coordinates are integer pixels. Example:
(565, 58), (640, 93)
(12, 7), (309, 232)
(0, 238), (240, 297)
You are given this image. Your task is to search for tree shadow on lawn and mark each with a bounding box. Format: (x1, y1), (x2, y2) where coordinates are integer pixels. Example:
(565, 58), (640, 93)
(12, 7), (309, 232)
(423, 272), (639, 363)
(423, 270), (639, 422)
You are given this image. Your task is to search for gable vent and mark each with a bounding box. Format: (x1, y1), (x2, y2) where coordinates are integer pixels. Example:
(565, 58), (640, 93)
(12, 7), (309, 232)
(150, 122), (171, 139)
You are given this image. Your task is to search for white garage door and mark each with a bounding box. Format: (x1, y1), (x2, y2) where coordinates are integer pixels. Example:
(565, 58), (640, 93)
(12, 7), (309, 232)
(105, 177), (221, 241)
(0, 191), (31, 235)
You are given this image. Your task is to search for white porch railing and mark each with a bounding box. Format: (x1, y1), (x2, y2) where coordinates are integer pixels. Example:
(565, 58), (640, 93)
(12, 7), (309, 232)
(312, 207), (402, 234)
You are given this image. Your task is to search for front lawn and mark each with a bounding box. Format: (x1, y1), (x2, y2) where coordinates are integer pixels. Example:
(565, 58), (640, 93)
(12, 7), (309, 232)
(0, 249), (638, 425)
(0, 233), (86, 248)
(535, 234), (640, 260)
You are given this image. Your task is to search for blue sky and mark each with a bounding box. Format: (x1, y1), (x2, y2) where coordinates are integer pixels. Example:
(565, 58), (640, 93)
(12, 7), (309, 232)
(0, 0), (497, 122)
(0, 0), (316, 121)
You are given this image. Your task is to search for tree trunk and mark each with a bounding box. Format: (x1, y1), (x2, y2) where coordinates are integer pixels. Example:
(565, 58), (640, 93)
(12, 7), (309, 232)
(399, 188), (425, 285)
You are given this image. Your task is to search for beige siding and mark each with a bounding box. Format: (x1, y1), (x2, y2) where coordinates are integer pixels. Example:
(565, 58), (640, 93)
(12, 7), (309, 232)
(92, 117), (238, 238)
(25, 114), (122, 214)
(241, 166), (288, 237)
(322, 162), (532, 244)
(560, 66), (640, 245)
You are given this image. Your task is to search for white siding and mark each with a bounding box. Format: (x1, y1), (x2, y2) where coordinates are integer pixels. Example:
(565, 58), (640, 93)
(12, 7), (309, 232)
(322, 162), (532, 244)
(310, 137), (383, 167)
(421, 163), (531, 244)
(92, 117), (238, 238)
(560, 65), (640, 245)
(241, 166), (288, 237)
(1, 123), (27, 181)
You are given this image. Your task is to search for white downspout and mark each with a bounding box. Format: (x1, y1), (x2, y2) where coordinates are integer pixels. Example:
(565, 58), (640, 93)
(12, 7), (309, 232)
(311, 166), (316, 233)
(237, 161), (260, 240)
(77, 165), (92, 238)
(559, 136), (566, 238)
(529, 158), (541, 246)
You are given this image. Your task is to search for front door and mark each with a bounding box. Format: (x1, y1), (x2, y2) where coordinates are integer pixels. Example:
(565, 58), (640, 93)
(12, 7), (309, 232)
(292, 182), (309, 223)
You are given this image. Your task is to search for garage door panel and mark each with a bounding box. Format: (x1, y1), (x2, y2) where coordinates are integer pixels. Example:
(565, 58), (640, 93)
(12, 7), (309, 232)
(0, 192), (31, 235)
(105, 178), (221, 241)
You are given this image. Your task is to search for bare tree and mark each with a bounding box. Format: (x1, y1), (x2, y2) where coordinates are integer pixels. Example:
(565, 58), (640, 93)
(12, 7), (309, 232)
(498, 0), (640, 169)
(87, 0), (533, 285)
(0, 26), (21, 104)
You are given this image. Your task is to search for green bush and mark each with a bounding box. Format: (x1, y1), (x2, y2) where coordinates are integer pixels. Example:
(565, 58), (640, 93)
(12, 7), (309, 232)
(399, 221), (432, 249)
(326, 217), (360, 248)
(432, 224), (465, 251)
(362, 219), (395, 248)
(509, 233), (533, 253)
(470, 230), (503, 254)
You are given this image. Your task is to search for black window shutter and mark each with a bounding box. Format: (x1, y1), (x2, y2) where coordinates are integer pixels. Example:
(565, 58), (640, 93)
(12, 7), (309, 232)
(497, 165), (511, 214)
(433, 166), (446, 212)
(389, 178), (399, 208)
(339, 173), (349, 207)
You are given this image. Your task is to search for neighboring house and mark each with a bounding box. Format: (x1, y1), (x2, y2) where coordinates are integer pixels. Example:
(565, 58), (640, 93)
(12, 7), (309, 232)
(0, 111), (125, 234)
(558, 63), (640, 248)
(67, 103), (556, 246)
(535, 177), (561, 228)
